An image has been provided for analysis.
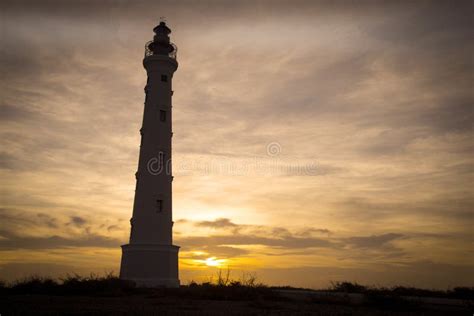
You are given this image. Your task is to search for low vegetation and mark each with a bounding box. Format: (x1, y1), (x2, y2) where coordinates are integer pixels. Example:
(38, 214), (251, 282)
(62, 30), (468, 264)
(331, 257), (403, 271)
(0, 272), (472, 300)
(0, 271), (474, 300)
(327, 281), (474, 300)
(0, 272), (472, 315)
(1, 272), (135, 296)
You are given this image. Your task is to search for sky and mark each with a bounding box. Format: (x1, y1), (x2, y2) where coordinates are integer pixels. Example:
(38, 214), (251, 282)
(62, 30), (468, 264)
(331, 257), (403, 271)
(0, 0), (473, 289)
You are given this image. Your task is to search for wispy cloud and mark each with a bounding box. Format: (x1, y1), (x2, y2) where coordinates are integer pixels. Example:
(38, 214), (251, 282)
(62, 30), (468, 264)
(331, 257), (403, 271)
(195, 218), (238, 229)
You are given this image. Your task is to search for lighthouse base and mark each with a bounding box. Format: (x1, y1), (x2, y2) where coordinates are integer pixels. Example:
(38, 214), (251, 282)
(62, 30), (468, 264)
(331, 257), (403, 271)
(120, 243), (180, 288)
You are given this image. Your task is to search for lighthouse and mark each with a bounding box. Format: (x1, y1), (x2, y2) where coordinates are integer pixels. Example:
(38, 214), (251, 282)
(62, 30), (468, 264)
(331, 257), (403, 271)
(120, 21), (179, 288)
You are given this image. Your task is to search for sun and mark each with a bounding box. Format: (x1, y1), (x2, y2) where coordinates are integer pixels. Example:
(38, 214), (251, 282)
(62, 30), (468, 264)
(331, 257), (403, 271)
(204, 257), (226, 267)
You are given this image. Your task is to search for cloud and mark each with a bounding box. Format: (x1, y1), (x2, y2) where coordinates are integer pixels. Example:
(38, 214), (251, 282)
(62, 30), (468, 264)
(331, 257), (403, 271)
(196, 218), (238, 229)
(0, 230), (120, 250)
(176, 218), (336, 250)
(0, 262), (89, 283)
(0, 103), (39, 122)
(107, 225), (120, 232)
(178, 234), (334, 250)
(0, 209), (59, 233)
(332, 194), (474, 226)
(182, 245), (249, 259)
(0, 208), (126, 250)
(344, 233), (404, 249)
(36, 213), (58, 229)
(69, 216), (87, 227)
(296, 228), (332, 237)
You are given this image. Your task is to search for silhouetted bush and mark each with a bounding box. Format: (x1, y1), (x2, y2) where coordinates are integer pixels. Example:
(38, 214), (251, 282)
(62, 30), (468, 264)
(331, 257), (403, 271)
(169, 271), (275, 301)
(449, 287), (474, 300)
(4, 273), (135, 296)
(10, 276), (60, 295)
(327, 281), (474, 300)
(330, 281), (368, 293)
(59, 272), (136, 296)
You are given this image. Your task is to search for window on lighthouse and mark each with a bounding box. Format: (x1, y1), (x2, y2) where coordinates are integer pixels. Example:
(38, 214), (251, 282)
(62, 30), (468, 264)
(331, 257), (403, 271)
(158, 152), (164, 169)
(160, 110), (166, 122)
(161, 74), (168, 82)
(156, 199), (163, 212)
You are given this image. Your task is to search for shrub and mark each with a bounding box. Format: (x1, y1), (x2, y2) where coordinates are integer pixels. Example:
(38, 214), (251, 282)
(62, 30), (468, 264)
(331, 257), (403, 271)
(10, 276), (60, 294)
(449, 287), (474, 300)
(4, 272), (135, 296)
(330, 281), (367, 293)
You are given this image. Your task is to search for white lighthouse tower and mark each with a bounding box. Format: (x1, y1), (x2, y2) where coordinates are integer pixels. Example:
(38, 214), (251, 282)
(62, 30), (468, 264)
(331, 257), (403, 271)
(120, 21), (179, 288)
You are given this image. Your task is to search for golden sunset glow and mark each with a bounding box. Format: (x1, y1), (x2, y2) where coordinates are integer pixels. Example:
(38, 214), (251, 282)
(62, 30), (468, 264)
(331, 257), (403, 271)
(1, 1), (473, 289)
(204, 257), (226, 267)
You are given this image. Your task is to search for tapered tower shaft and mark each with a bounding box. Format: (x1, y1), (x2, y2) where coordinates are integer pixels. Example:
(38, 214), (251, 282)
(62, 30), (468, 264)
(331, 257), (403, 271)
(120, 21), (180, 288)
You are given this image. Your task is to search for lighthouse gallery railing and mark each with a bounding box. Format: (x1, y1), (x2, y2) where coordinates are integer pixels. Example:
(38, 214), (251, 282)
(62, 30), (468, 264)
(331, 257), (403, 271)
(144, 41), (177, 60)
